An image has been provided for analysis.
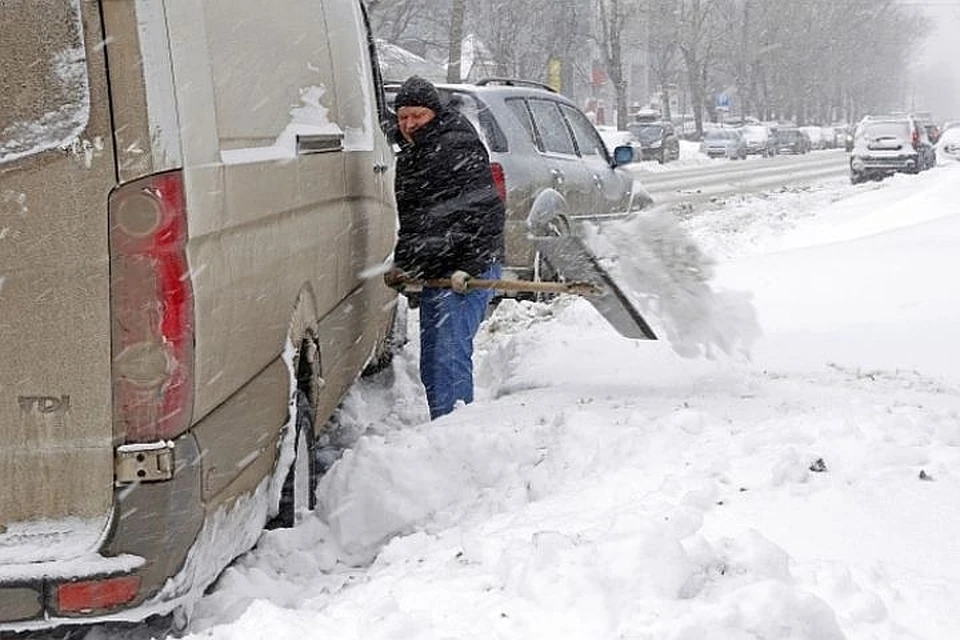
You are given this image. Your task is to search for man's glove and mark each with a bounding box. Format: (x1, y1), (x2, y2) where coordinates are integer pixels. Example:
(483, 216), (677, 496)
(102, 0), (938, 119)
(450, 270), (472, 294)
(383, 267), (408, 290)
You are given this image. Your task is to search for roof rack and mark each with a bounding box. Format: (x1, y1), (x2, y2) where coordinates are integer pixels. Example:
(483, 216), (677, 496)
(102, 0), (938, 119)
(475, 77), (557, 93)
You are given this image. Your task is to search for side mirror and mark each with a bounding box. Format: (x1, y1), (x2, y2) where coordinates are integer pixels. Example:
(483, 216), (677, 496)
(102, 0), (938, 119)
(613, 145), (634, 166)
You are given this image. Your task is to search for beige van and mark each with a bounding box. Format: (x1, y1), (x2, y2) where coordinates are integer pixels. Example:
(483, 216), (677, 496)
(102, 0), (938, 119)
(0, 0), (398, 631)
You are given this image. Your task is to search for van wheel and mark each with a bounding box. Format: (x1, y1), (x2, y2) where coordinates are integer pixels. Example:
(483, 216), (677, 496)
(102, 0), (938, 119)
(271, 390), (316, 528)
(362, 299), (408, 377)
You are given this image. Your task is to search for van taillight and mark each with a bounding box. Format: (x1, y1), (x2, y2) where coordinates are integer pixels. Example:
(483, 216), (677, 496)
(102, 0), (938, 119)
(108, 171), (194, 444)
(490, 162), (507, 202)
(56, 576), (141, 613)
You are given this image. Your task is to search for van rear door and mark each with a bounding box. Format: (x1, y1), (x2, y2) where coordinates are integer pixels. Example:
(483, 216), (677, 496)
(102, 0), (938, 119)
(0, 0), (117, 564)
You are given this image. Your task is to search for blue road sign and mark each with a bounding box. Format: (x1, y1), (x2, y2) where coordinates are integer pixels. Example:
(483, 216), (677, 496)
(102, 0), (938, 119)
(716, 93), (730, 109)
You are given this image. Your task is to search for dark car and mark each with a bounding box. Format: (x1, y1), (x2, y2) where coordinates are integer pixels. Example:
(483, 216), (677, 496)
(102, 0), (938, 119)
(386, 78), (652, 281)
(913, 111), (942, 145)
(773, 127), (811, 154)
(627, 121), (680, 163)
(922, 122), (941, 145)
(849, 116), (933, 183)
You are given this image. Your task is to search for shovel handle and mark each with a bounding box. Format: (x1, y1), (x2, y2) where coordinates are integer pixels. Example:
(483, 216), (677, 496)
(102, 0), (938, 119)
(402, 277), (603, 296)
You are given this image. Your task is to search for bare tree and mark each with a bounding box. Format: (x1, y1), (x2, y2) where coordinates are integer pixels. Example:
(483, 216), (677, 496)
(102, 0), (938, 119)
(596, 0), (643, 128)
(446, 0), (466, 81)
(643, 0), (682, 121)
(367, 0), (436, 51)
(677, 0), (723, 136)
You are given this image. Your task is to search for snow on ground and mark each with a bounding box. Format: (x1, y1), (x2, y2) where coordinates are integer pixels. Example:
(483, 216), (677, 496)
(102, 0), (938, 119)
(168, 164), (960, 639)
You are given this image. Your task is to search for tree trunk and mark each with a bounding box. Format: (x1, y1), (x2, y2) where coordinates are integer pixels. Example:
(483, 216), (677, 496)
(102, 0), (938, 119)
(446, 0), (466, 82)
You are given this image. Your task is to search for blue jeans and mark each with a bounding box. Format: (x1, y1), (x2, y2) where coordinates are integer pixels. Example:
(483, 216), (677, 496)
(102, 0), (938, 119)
(418, 264), (500, 420)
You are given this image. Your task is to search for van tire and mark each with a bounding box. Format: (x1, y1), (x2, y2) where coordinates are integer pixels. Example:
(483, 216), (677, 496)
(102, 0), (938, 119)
(362, 300), (408, 377)
(271, 390), (316, 528)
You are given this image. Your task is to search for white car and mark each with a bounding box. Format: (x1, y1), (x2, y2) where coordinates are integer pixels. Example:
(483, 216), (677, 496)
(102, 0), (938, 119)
(936, 127), (960, 162)
(700, 129), (747, 159)
(741, 125), (776, 157)
(799, 125), (826, 150)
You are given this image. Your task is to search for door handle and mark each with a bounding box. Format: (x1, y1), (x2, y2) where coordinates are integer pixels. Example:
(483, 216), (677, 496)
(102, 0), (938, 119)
(296, 133), (343, 155)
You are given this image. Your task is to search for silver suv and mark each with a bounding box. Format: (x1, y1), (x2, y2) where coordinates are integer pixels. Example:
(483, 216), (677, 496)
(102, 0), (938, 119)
(850, 115), (936, 183)
(387, 79), (652, 281)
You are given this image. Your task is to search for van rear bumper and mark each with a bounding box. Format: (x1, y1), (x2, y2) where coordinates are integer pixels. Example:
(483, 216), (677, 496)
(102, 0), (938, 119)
(0, 558), (145, 632)
(0, 433), (204, 634)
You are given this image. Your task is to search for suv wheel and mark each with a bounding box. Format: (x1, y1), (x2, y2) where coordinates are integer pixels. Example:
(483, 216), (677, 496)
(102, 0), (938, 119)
(528, 212), (571, 301)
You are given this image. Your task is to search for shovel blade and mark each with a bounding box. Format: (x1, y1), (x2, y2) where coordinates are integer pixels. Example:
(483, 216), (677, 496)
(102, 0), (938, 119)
(535, 234), (657, 340)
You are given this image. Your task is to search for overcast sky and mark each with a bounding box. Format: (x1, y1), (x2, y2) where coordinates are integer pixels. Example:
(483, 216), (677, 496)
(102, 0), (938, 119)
(912, 1), (960, 119)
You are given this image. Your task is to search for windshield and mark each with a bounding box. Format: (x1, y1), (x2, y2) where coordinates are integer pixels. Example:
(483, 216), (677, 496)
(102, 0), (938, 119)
(0, 0), (89, 165)
(629, 124), (663, 142)
(704, 130), (727, 140)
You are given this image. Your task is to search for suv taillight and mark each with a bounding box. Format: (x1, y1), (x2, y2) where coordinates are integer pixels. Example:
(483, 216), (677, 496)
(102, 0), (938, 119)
(490, 162), (507, 202)
(108, 171), (194, 443)
(912, 129), (919, 150)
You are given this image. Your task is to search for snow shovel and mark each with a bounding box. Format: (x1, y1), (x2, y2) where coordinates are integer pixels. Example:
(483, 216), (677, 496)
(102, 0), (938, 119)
(398, 256), (657, 341)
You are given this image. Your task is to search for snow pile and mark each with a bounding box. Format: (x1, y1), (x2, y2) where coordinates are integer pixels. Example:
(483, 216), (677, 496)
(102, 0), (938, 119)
(184, 273), (960, 638)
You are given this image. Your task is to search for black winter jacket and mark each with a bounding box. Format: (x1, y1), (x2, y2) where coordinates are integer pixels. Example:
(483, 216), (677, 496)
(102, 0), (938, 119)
(393, 108), (505, 279)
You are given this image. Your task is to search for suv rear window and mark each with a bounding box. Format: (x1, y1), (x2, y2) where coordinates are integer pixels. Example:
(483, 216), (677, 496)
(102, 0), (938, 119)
(505, 98), (538, 148)
(526, 99), (576, 156)
(441, 91), (508, 153)
(860, 121), (910, 140)
(630, 123), (663, 141)
(1, 0), (89, 165)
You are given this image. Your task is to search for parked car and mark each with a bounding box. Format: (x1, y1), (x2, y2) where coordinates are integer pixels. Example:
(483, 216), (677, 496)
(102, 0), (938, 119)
(595, 125), (642, 161)
(913, 111), (942, 144)
(936, 126), (960, 162)
(849, 116), (933, 183)
(627, 121), (681, 163)
(820, 126), (839, 149)
(774, 127), (811, 154)
(799, 125), (826, 150)
(922, 122), (941, 145)
(386, 79), (652, 281)
(836, 125), (855, 152)
(740, 124), (777, 157)
(0, 0), (401, 633)
(700, 128), (747, 159)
